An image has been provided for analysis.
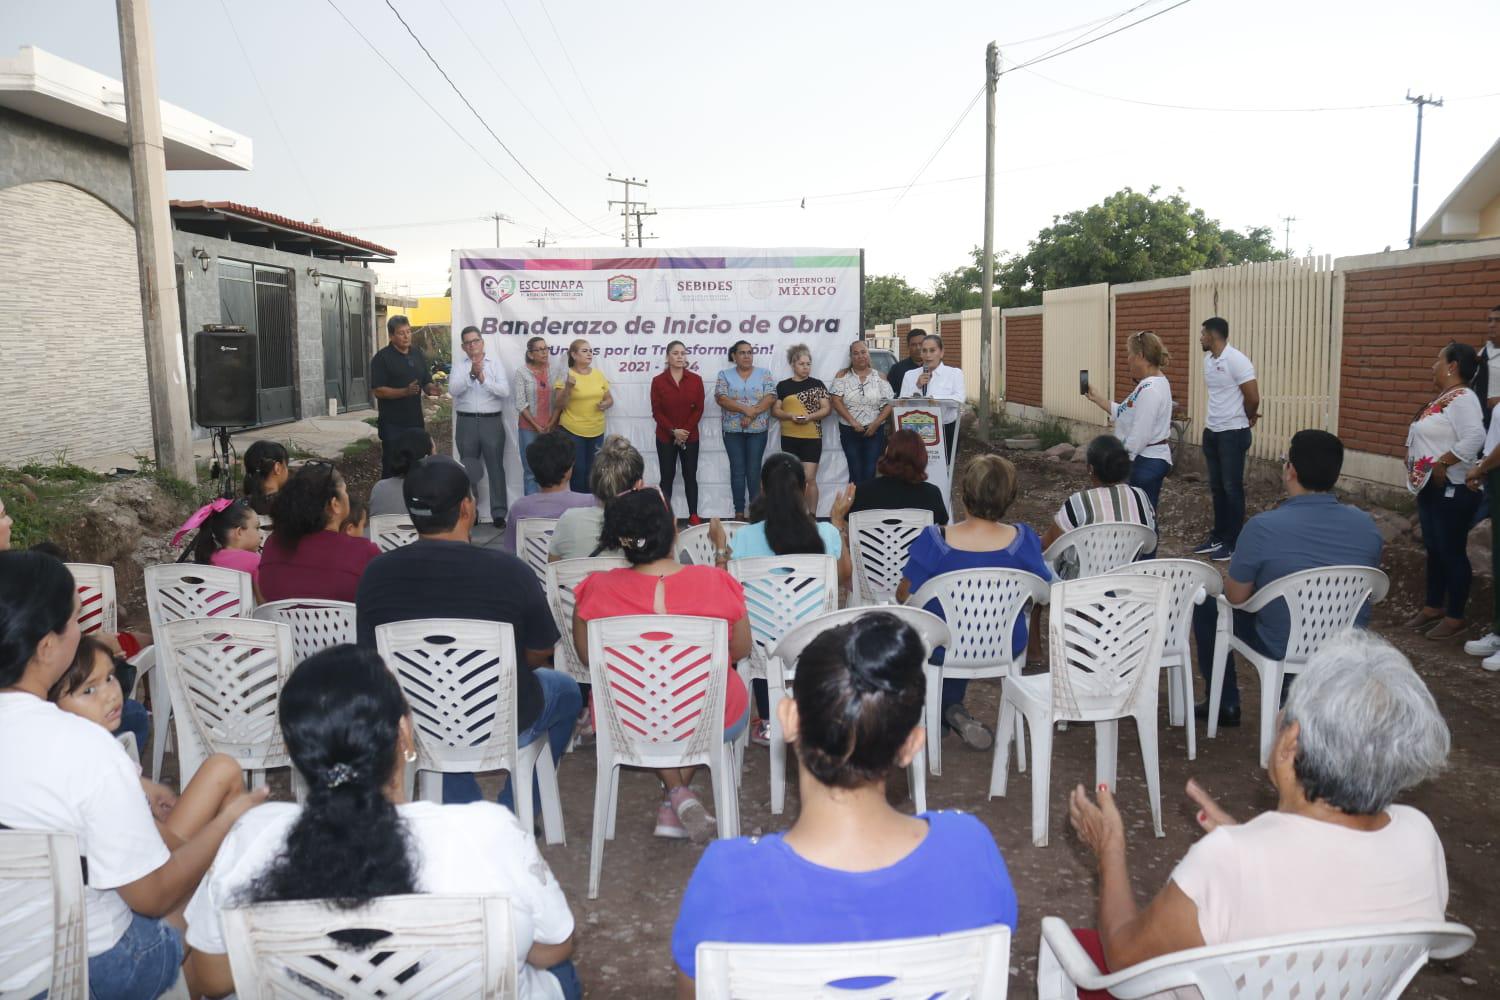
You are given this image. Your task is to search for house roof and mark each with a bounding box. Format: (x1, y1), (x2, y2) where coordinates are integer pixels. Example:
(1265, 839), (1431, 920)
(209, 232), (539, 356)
(1417, 134), (1500, 243)
(170, 200), (397, 261)
(0, 46), (250, 170)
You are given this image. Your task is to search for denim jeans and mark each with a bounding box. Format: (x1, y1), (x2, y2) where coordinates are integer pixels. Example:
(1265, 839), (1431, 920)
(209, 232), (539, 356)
(517, 426), (540, 496)
(1417, 476), (1482, 620)
(442, 668), (582, 813)
(82, 912), (183, 1000)
(1130, 456), (1170, 556)
(566, 431), (603, 495)
(839, 425), (885, 485)
(1191, 602), (1272, 710)
(1202, 427), (1252, 549)
(1490, 470), (1500, 632)
(546, 959), (584, 1000)
(723, 431), (768, 515)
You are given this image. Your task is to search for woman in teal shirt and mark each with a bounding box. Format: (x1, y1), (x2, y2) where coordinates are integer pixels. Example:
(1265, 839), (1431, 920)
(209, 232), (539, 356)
(713, 340), (776, 519)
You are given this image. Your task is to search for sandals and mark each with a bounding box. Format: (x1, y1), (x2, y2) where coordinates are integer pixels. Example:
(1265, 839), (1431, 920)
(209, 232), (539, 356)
(1427, 620), (1467, 640)
(1403, 611), (1444, 631)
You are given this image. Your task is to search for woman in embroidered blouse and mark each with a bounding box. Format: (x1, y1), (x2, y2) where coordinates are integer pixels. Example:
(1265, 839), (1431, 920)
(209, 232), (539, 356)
(714, 341), (777, 520)
(1083, 330), (1174, 513)
(1405, 342), (1486, 638)
(830, 339), (896, 485)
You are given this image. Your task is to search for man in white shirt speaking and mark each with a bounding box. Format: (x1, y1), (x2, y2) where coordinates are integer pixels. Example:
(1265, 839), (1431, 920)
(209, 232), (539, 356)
(900, 334), (965, 463)
(1195, 316), (1260, 562)
(450, 325), (511, 527)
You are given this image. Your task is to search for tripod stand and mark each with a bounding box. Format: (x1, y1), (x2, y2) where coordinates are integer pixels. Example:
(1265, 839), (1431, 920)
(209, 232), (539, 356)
(208, 426), (238, 500)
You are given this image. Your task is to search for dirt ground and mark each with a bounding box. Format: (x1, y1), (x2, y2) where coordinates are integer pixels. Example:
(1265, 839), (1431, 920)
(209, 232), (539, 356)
(134, 417), (1497, 997)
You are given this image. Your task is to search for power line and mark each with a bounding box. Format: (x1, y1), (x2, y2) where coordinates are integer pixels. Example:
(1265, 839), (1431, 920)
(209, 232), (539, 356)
(535, 0), (631, 171)
(1001, 0), (1199, 75)
(1015, 0), (1162, 69)
(997, 7), (1137, 47)
(381, 0), (610, 235)
(498, 0), (611, 171)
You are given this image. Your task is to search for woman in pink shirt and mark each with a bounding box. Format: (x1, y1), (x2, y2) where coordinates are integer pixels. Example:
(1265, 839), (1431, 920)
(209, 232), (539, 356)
(259, 464), (379, 603)
(572, 488), (751, 845)
(1064, 630), (1451, 992)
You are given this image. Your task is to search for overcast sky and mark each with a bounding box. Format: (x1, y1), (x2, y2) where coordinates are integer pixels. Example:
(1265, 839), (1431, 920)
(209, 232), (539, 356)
(8, 0), (1499, 296)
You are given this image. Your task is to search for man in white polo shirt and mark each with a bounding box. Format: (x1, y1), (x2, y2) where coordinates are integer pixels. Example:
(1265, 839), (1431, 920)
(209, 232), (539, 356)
(1195, 316), (1260, 561)
(900, 333), (965, 462)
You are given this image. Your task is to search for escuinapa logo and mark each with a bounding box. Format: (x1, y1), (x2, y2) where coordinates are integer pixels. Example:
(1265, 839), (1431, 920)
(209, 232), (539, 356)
(607, 274), (637, 302)
(481, 274), (516, 304)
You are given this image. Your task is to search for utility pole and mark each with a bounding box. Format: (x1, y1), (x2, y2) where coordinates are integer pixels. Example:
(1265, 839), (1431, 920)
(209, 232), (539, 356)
(1406, 92), (1443, 247)
(117, 0), (193, 480)
(607, 174), (650, 247)
(531, 228), (552, 249)
(977, 41), (999, 438)
(484, 210), (514, 246)
(1280, 215), (1296, 256)
(632, 209), (658, 247)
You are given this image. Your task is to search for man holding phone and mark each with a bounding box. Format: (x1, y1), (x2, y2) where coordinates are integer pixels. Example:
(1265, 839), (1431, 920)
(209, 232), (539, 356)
(899, 334), (965, 462)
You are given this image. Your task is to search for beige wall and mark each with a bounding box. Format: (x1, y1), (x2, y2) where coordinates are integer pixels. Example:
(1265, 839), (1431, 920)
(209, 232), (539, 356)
(0, 181), (154, 466)
(1481, 192), (1500, 240)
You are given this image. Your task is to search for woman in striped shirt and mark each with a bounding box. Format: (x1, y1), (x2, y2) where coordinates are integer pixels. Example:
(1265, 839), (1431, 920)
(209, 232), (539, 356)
(1042, 434), (1156, 556)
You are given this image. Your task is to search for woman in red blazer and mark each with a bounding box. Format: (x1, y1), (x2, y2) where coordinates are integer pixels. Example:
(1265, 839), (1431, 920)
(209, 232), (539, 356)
(651, 340), (706, 524)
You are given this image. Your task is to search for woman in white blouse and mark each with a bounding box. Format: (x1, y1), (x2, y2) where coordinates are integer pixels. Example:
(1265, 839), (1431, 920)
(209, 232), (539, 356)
(1084, 330), (1174, 513)
(830, 339), (896, 484)
(1405, 342), (1486, 638)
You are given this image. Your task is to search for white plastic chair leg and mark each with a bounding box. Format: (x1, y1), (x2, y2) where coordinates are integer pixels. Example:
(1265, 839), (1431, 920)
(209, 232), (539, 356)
(513, 748), (538, 843)
(402, 760), (416, 801)
(1013, 704), (1027, 774)
(1207, 603), (1230, 739)
(587, 761), (614, 899)
(417, 771), (442, 803)
(1026, 705), (1055, 847)
(988, 693), (1017, 798)
(769, 700), (788, 815)
(1136, 709), (1164, 838)
(1257, 661), (1282, 769)
(534, 747), (565, 846)
(1166, 662), (1185, 726)
(1094, 719), (1118, 792)
(605, 767), (620, 841)
(149, 666), (171, 782)
(925, 663), (943, 777)
(1180, 666), (1197, 761)
(909, 749), (927, 814)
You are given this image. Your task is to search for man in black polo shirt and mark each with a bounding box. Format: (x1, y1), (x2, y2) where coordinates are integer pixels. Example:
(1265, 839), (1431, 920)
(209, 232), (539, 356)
(369, 314), (441, 478)
(887, 327), (927, 396)
(355, 455), (579, 809)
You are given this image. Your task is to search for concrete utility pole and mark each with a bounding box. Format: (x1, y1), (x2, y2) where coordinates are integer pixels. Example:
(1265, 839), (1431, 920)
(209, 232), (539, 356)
(977, 41), (999, 438)
(632, 209), (658, 247)
(531, 228), (552, 249)
(117, 0), (194, 480)
(485, 210), (514, 246)
(1280, 215), (1296, 256)
(1406, 92), (1443, 248)
(607, 174), (650, 247)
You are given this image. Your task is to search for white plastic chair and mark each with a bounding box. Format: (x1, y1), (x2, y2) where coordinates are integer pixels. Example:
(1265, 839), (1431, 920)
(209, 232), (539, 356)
(0, 830), (87, 1000)
(728, 555), (838, 809)
(514, 517), (559, 584)
(66, 561), (154, 701)
(222, 894), (516, 1000)
(1208, 565), (1390, 767)
(252, 599), (356, 663)
(1042, 522), (1156, 579)
(116, 730), (141, 769)
(1036, 916), (1474, 1000)
(1117, 559), (1227, 761)
(586, 614), (741, 899)
(543, 556), (629, 684)
(908, 567), (1051, 778)
(155, 616), (294, 790)
(847, 508), (934, 606)
(375, 619), (564, 845)
(769, 606), (950, 815)
(675, 521), (746, 566)
(143, 564), (256, 782)
(697, 923), (1012, 999)
(991, 573), (1172, 846)
(369, 513), (419, 552)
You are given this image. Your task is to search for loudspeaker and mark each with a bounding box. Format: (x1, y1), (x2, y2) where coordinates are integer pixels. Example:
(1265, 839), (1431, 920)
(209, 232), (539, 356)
(194, 327), (258, 427)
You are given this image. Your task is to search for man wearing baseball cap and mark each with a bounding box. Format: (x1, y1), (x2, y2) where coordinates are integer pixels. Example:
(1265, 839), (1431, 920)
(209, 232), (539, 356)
(356, 455), (580, 810)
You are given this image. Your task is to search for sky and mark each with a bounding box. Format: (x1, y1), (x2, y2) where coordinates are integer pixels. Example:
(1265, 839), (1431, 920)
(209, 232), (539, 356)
(7, 0), (1499, 298)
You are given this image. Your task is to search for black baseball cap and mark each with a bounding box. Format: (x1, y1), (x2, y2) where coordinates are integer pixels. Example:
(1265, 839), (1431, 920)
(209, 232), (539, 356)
(403, 455), (471, 524)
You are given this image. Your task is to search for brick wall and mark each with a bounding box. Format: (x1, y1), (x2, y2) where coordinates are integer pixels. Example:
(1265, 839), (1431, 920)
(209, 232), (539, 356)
(939, 316), (962, 369)
(1005, 314), (1044, 406)
(1114, 286), (1191, 409)
(1339, 258), (1500, 457)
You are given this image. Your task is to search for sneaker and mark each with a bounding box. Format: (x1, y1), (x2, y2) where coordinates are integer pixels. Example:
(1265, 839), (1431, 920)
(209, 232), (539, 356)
(1192, 536), (1219, 554)
(688, 514), (703, 527)
(1208, 543), (1234, 562)
(943, 704), (994, 751)
(1465, 633), (1500, 656)
(653, 799), (688, 839)
(1482, 651), (1500, 673)
(668, 786), (717, 844)
(749, 719), (771, 747)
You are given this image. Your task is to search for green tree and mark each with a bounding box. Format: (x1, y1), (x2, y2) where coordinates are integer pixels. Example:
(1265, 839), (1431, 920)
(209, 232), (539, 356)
(862, 274), (933, 328)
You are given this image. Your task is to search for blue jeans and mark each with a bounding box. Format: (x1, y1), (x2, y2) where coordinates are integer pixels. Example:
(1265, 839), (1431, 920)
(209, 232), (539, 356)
(517, 426), (540, 496)
(442, 668), (583, 812)
(1202, 427), (1252, 549)
(80, 912), (183, 1000)
(565, 431), (602, 495)
(839, 424), (885, 485)
(1130, 456), (1170, 556)
(114, 698), (149, 757)
(1418, 477), (1482, 619)
(723, 431), (768, 515)
(547, 959), (583, 1000)
(1191, 602), (1272, 711)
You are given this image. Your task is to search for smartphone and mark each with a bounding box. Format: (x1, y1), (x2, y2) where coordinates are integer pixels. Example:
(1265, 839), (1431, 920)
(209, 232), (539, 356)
(1079, 369), (1090, 395)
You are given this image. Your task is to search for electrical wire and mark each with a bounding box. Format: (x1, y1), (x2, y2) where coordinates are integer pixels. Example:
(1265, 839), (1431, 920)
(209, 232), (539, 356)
(535, 0), (632, 171)
(997, 9), (1131, 47)
(498, 0), (612, 172)
(1001, 0), (1198, 75)
(1012, 0), (1162, 69)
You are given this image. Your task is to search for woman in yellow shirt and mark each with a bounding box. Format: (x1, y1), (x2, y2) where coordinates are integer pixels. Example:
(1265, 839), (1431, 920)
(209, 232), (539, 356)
(553, 339), (614, 493)
(771, 342), (832, 513)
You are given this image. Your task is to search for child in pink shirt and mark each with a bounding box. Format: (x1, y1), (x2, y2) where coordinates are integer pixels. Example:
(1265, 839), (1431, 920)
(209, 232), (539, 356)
(175, 498), (262, 588)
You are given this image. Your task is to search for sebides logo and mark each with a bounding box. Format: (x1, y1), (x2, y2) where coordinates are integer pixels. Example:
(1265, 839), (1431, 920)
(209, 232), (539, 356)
(676, 280), (732, 292)
(481, 275), (516, 304)
(607, 274), (637, 302)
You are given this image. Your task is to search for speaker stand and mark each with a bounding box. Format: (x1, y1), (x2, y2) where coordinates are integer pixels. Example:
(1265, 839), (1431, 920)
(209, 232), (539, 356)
(209, 426), (237, 500)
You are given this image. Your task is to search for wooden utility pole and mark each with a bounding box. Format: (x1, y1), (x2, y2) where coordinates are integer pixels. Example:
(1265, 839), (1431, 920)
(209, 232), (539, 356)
(117, 0), (194, 479)
(977, 41), (999, 438)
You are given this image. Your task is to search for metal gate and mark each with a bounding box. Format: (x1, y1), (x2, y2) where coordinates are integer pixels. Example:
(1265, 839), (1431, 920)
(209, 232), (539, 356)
(219, 260), (295, 425)
(320, 277), (371, 412)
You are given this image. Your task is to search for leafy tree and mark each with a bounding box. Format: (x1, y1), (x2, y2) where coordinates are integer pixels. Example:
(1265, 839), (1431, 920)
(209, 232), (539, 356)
(862, 274), (933, 327)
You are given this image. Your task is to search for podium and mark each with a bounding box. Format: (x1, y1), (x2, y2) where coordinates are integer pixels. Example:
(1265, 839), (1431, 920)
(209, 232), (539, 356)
(892, 396), (961, 505)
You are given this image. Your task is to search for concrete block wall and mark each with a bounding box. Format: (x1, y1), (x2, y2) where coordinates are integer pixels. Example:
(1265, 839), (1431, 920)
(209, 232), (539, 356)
(1004, 313), (1044, 406)
(1114, 283), (1192, 406)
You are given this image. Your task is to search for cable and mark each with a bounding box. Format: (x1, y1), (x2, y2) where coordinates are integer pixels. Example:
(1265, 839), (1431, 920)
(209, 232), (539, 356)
(997, 8), (1131, 47)
(535, 0), (632, 171)
(215, 0), (321, 214)
(1001, 0), (1198, 75)
(888, 85), (987, 213)
(381, 0), (612, 235)
(1014, 0), (1161, 69)
(498, 0), (612, 172)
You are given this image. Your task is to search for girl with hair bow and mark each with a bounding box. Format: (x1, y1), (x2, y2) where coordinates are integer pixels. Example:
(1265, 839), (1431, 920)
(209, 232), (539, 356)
(175, 498), (263, 595)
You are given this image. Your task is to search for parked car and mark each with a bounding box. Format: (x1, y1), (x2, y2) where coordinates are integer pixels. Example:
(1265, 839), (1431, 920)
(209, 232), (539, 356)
(868, 347), (897, 376)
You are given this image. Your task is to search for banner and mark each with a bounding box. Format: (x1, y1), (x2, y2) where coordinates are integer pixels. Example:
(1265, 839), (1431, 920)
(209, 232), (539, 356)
(451, 247), (863, 518)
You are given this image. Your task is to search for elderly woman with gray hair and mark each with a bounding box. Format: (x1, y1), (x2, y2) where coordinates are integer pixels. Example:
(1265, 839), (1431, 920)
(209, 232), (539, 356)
(1065, 630), (1451, 982)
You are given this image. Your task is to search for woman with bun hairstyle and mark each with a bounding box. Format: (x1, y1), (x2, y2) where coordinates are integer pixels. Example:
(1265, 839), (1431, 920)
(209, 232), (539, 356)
(670, 612), (1017, 994)
(1083, 330), (1174, 513)
(572, 489), (752, 844)
(242, 440), (290, 516)
(183, 644), (580, 999)
(1041, 434), (1157, 555)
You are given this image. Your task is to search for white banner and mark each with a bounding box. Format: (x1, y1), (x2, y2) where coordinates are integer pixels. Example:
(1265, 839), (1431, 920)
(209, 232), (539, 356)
(451, 247), (863, 518)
